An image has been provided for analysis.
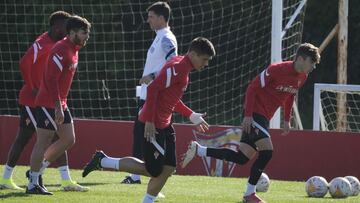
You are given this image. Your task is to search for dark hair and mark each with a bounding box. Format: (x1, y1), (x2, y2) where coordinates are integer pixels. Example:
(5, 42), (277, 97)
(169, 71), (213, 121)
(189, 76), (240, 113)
(146, 1), (171, 22)
(66, 15), (91, 34)
(188, 37), (216, 57)
(296, 43), (321, 64)
(49, 11), (71, 27)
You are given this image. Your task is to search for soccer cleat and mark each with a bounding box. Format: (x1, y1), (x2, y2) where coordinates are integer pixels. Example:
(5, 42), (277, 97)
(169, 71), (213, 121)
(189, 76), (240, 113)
(181, 141), (198, 168)
(60, 180), (89, 192)
(0, 178), (23, 190)
(243, 193), (267, 203)
(25, 185), (52, 195)
(121, 176), (141, 184)
(26, 170), (46, 191)
(82, 150), (106, 177)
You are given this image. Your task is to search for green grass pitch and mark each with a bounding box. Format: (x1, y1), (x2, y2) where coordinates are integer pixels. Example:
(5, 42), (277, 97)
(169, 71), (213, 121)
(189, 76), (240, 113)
(1, 165), (359, 202)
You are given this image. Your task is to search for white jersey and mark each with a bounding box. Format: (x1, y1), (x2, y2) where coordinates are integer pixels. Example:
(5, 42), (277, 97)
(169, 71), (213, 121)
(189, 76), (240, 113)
(140, 26), (177, 100)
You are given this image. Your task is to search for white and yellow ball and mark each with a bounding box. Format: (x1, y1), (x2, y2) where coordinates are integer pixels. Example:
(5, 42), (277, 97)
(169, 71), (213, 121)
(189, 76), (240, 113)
(344, 176), (360, 196)
(329, 177), (352, 198)
(305, 176), (328, 197)
(256, 173), (270, 192)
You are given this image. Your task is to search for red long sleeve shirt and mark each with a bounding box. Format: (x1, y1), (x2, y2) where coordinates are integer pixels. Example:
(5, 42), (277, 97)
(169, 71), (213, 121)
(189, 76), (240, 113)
(139, 55), (194, 129)
(244, 61), (307, 122)
(35, 37), (81, 109)
(18, 32), (56, 107)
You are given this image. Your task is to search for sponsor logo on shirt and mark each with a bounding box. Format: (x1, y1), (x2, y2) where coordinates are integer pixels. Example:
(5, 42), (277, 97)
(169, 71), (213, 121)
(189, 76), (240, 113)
(276, 85), (298, 94)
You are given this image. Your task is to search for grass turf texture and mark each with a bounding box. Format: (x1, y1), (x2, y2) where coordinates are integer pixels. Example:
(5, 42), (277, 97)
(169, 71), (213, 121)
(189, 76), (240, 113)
(1, 165), (360, 202)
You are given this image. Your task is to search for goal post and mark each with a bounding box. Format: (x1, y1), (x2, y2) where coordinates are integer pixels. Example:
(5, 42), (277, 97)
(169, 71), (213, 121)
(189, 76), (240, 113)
(313, 83), (360, 132)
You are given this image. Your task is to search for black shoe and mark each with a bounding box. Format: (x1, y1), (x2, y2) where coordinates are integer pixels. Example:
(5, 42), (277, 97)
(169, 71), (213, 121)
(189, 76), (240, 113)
(82, 150), (106, 177)
(25, 170), (47, 191)
(121, 176), (141, 184)
(25, 185), (53, 195)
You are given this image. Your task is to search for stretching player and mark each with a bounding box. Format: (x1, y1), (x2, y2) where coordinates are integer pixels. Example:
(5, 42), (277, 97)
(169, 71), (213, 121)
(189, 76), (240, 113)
(0, 11), (86, 192)
(182, 43), (320, 203)
(82, 37), (216, 203)
(26, 15), (91, 195)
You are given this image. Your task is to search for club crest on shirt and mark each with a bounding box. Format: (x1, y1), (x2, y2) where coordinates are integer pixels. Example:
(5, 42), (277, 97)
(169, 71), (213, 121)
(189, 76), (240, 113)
(276, 85), (298, 94)
(154, 151), (159, 159)
(44, 119), (49, 127)
(69, 62), (78, 70)
(25, 118), (31, 126)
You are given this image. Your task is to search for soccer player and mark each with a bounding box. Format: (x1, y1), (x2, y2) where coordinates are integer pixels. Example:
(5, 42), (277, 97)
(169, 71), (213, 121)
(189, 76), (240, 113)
(182, 43), (320, 203)
(82, 37), (216, 203)
(25, 15), (91, 195)
(0, 11), (84, 192)
(121, 1), (178, 185)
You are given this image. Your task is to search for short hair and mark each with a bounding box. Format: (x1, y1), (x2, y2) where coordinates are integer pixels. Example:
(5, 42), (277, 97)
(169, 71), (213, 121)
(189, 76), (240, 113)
(66, 15), (91, 34)
(296, 43), (321, 64)
(146, 1), (171, 22)
(188, 37), (216, 57)
(49, 11), (71, 27)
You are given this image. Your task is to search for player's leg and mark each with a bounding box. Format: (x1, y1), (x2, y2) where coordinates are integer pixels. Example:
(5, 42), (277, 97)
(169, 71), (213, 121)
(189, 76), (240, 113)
(243, 114), (272, 203)
(142, 126), (176, 203)
(0, 106), (35, 190)
(122, 99), (145, 184)
(82, 120), (150, 178)
(27, 127), (55, 195)
(182, 135), (257, 168)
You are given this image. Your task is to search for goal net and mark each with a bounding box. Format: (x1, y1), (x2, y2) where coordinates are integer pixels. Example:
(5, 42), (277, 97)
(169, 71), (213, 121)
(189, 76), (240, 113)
(313, 83), (360, 132)
(0, 0), (306, 125)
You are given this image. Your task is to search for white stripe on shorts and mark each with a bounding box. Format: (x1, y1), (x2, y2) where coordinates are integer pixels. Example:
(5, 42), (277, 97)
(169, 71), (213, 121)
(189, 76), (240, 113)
(41, 107), (58, 131)
(25, 106), (37, 130)
(252, 121), (270, 137)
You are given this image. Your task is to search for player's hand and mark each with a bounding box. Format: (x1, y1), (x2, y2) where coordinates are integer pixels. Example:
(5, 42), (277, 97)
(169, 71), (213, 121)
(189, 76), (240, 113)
(281, 121), (291, 136)
(31, 88), (38, 97)
(139, 75), (153, 85)
(54, 101), (64, 125)
(242, 116), (253, 134)
(144, 122), (157, 142)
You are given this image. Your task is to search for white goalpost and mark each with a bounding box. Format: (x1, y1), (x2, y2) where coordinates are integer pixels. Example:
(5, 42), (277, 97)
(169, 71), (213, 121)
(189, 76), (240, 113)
(313, 83), (360, 132)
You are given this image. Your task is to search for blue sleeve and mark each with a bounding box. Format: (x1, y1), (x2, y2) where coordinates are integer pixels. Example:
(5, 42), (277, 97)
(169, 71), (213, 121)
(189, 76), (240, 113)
(161, 36), (177, 61)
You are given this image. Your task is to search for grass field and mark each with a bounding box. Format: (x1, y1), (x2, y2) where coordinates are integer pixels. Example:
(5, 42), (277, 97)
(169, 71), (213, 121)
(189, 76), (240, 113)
(1, 165), (359, 203)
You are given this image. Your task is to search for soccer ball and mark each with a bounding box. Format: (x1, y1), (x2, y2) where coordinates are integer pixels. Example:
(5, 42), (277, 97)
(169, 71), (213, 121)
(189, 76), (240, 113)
(344, 176), (360, 196)
(256, 173), (270, 192)
(305, 176), (328, 197)
(329, 177), (352, 198)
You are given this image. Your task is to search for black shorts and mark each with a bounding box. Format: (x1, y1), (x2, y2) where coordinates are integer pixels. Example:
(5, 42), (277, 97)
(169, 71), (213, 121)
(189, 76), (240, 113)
(241, 113), (270, 150)
(35, 107), (73, 131)
(141, 122), (177, 171)
(19, 106), (37, 131)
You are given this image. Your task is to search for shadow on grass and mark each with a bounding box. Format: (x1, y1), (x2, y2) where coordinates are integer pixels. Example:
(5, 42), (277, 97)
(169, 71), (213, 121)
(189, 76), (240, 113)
(0, 191), (31, 199)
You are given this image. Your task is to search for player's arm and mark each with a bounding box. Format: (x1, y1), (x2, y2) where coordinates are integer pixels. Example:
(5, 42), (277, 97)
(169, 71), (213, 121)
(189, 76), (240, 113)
(282, 94), (295, 135)
(243, 65), (276, 133)
(19, 42), (37, 94)
(46, 51), (66, 124)
(143, 66), (178, 141)
(174, 100), (209, 132)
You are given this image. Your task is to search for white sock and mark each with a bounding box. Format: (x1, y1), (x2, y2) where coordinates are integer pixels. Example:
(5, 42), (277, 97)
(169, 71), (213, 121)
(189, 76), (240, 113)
(58, 165), (71, 181)
(142, 193), (156, 203)
(130, 174), (140, 181)
(100, 157), (121, 170)
(28, 171), (40, 189)
(39, 160), (51, 175)
(197, 144), (207, 157)
(3, 164), (14, 179)
(244, 183), (256, 196)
